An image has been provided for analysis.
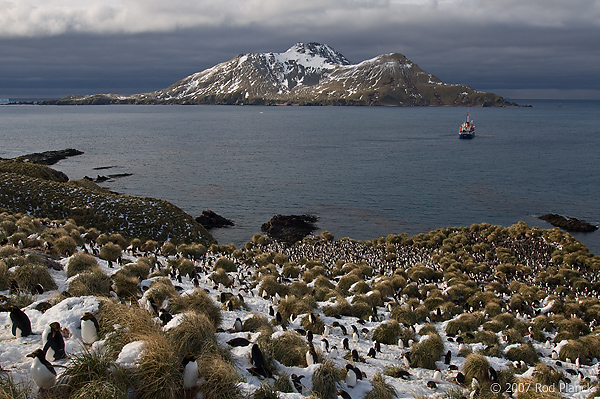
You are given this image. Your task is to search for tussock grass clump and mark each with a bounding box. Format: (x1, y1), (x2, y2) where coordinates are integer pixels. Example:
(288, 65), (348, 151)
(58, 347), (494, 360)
(13, 263), (57, 291)
(70, 380), (128, 399)
(174, 258), (195, 278)
(209, 268), (232, 287)
(277, 295), (316, 323)
(505, 343), (539, 366)
(302, 313), (325, 335)
(198, 353), (242, 399)
(54, 235), (78, 255)
(0, 260), (10, 290)
(59, 348), (129, 398)
(112, 273), (140, 298)
(323, 296), (353, 318)
(0, 369), (31, 399)
(243, 313), (273, 334)
(364, 372), (397, 399)
(253, 383), (279, 399)
(409, 332), (444, 370)
(166, 311), (219, 360)
(311, 361), (343, 399)
(169, 288), (222, 329)
(97, 300), (158, 357)
(145, 278), (178, 305)
(67, 251), (100, 277)
(214, 257), (237, 272)
(462, 352), (490, 385)
(118, 260), (151, 280)
(372, 320), (402, 345)
(269, 331), (309, 367)
(391, 306), (417, 326)
(259, 275), (289, 298)
(136, 334), (180, 399)
(100, 242), (122, 262)
(446, 312), (483, 335)
(68, 269), (111, 296)
(532, 363), (563, 387)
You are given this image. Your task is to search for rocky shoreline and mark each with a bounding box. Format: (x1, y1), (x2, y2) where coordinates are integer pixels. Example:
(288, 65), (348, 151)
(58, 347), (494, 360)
(539, 213), (598, 233)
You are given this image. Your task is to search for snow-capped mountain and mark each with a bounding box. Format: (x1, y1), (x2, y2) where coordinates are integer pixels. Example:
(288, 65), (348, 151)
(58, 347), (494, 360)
(45, 43), (515, 106)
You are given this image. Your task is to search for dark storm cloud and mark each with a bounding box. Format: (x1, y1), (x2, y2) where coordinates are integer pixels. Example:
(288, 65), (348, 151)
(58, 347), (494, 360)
(1, 0), (599, 99)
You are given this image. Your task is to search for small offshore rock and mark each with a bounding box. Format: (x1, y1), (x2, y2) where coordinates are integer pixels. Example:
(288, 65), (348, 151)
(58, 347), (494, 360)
(196, 210), (234, 229)
(539, 213), (598, 233)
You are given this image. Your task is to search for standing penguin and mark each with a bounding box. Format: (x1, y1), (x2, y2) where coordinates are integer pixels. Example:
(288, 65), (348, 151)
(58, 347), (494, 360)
(43, 322), (66, 361)
(233, 317), (243, 332)
(80, 312), (100, 345)
(2, 305), (32, 337)
(27, 349), (56, 391)
(444, 350), (452, 365)
(181, 353), (199, 389)
(345, 364), (358, 388)
(306, 343), (318, 366)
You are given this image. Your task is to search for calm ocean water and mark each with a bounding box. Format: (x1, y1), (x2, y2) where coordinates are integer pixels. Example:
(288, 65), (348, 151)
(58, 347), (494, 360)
(2, 101), (599, 254)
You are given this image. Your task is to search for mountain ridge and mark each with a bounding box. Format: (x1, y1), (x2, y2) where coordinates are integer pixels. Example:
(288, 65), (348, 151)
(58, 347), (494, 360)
(42, 42), (517, 106)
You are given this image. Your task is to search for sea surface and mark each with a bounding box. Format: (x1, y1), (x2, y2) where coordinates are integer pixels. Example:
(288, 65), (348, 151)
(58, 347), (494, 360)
(2, 100), (599, 254)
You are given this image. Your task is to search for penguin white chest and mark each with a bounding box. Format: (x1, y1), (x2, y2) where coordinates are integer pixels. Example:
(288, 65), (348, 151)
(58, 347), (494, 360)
(81, 319), (99, 345)
(345, 369), (357, 388)
(31, 358), (56, 389)
(183, 360), (199, 389)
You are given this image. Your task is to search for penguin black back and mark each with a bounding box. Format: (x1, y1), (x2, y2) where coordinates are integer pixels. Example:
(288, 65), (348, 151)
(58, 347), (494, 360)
(5, 305), (32, 337)
(251, 343), (265, 368)
(43, 322), (66, 361)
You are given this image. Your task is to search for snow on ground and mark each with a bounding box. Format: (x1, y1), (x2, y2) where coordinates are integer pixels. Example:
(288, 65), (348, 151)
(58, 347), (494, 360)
(1, 246), (599, 399)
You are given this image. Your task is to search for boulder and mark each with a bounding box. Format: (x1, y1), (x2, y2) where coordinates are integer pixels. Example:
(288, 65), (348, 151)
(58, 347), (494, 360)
(261, 214), (318, 243)
(196, 210), (234, 230)
(539, 214), (598, 233)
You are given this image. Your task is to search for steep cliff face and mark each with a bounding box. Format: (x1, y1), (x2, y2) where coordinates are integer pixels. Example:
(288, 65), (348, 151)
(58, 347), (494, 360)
(42, 42), (516, 106)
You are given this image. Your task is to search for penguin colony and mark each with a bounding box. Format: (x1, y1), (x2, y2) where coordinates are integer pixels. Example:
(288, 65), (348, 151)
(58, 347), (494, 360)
(1, 215), (600, 399)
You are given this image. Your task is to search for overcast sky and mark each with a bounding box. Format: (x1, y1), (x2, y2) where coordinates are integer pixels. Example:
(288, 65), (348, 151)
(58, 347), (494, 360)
(1, 0), (599, 100)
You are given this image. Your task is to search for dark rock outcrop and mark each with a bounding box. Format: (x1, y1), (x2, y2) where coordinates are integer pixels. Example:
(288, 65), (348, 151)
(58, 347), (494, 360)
(261, 214), (319, 243)
(196, 210), (234, 230)
(13, 149), (83, 165)
(539, 214), (598, 233)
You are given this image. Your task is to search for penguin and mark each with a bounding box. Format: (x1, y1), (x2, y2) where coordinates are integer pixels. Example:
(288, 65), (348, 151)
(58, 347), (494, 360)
(250, 344), (265, 369)
(2, 305), (32, 337)
(488, 366), (498, 383)
(159, 309), (173, 325)
(427, 380), (438, 390)
(390, 369), (412, 380)
(43, 322), (66, 362)
(398, 338), (405, 349)
(306, 343), (318, 366)
(374, 340), (381, 353)
(323, 325), (330, 336)
(345, 364), (358, 388)
(351, 349), (359, 363)
(444, 350), (452, 365)
(433, 368), (442, 383)
(352, 331), (360, 343)
(233, 317), (243, 332)
(402, 353), (411, 368)
(342, 337), (350, 350)
(80, 312), (100, 345)
(291, 374), (305, 394)
(181, 353), (199, 389)
(321, 338), (329, 353)
(470, 387), (481, 399)
(471, 376), (480, 390)
(456, 372), (466, 385)
(309, 312), (317, 324)
(27, 349), (56, 390)
(367, 347), (376, 358)
(307, 330), (314, 343)
(337, 389), (352, 399)
(227, 337), (251, 347)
